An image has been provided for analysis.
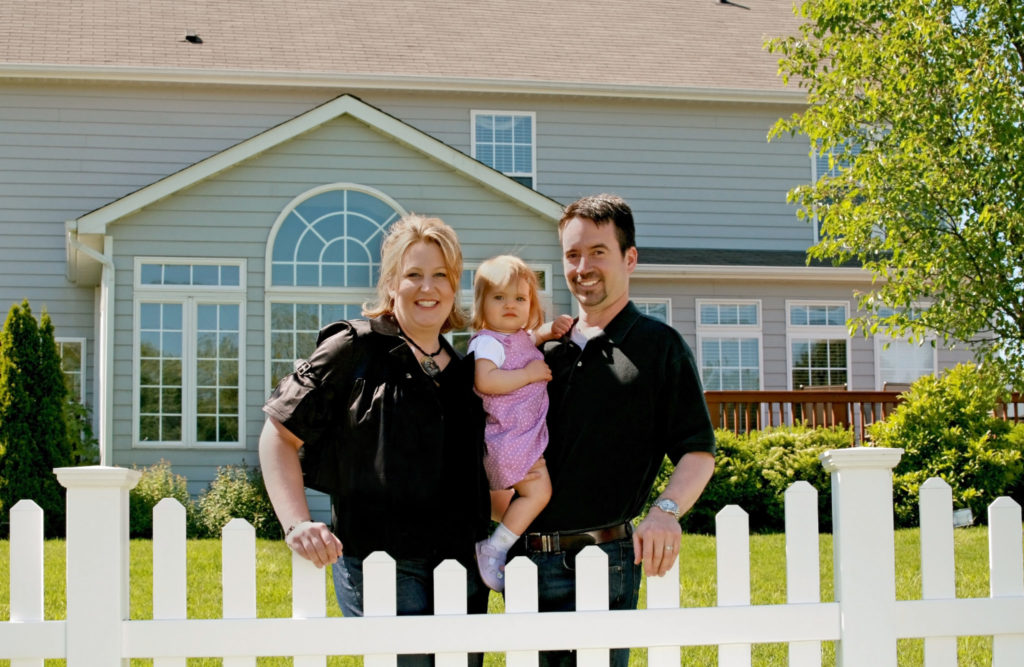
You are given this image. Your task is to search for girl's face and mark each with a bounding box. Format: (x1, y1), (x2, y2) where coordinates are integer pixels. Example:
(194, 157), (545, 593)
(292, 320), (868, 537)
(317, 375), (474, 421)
(481, 277), (532, 334)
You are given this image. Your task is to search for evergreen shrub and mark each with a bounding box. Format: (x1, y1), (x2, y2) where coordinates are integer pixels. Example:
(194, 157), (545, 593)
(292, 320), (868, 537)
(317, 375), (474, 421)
(0, 300), (72, 537)
(197, 464), (281, 539)
(867, 363), (1024, 528)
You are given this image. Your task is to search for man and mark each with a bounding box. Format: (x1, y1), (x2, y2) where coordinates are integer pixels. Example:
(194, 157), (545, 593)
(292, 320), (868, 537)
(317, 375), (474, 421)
(517, 193), (716, 666)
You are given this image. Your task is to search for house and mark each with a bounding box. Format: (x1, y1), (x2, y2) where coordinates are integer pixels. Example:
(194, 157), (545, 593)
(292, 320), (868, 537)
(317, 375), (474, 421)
(0, 0), (972, 497)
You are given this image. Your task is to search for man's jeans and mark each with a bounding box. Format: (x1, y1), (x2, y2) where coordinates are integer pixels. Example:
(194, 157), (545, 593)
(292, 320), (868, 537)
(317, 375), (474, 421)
(332, 554), (489, 667)
(525, 536), (642, 667)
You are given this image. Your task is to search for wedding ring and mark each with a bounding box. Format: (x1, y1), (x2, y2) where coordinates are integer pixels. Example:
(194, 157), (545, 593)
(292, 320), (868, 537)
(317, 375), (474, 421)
(665, 545), (673, 551)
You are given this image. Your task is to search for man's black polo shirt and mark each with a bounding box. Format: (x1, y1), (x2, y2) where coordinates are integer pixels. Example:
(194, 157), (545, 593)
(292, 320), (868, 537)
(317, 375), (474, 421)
(531, 301), (715, 533)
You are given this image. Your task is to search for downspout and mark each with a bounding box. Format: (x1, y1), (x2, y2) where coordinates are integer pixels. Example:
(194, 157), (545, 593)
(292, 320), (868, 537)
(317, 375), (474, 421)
(65, 222), (115, 466)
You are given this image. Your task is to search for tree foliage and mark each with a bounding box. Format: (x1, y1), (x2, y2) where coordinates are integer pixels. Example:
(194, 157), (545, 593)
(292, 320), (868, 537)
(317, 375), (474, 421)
(0, 300), (73, 536)
(769, 1), (1024, 387)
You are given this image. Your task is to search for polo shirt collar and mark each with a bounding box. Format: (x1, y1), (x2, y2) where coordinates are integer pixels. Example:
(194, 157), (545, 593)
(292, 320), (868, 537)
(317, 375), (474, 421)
(600, 301), (643, 345)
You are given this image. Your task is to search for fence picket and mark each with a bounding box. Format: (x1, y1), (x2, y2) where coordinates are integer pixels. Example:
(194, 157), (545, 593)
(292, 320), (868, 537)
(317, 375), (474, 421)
(11, 500), (43, 667)
(504, 555), (539, 667)
(574, 545), (609, 666)
(989, 497), (1024, 666)
(363, 551), (398, 667)
(433, 559), (469, 667)
(716, 504), (752, 666)
(919, 478), (957, 666)
(645, 548), (681, 667)
(784, 482), (821, 667)
(153, 498), (187, 667)
(222, 518), (256, 667)
(292, 553), (327, 667)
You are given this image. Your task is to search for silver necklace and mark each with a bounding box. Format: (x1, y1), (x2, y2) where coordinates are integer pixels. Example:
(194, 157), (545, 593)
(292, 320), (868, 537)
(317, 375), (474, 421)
(400, 332), (444, 378)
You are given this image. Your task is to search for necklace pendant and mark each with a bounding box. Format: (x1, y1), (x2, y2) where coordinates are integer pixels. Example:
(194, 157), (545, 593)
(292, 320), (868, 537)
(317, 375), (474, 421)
(420, 356), (441, 378)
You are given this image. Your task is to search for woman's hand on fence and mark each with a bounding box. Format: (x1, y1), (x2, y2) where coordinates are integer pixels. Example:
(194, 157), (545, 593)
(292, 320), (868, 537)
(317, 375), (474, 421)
(286, 521), (343, 568)
(632, 510), (681, 577)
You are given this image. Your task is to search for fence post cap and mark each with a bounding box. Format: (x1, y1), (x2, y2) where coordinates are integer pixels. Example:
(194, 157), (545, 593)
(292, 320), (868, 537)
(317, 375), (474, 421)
(819, 447), (903, 472)
(54, 465), (142, 489)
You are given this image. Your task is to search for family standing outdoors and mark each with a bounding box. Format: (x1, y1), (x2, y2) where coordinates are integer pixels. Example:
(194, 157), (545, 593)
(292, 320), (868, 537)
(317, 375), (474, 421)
(259, 194), (717, 666)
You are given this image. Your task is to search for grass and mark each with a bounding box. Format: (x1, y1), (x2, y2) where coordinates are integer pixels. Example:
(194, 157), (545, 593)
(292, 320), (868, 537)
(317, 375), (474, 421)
(0, 526), (1001, 666)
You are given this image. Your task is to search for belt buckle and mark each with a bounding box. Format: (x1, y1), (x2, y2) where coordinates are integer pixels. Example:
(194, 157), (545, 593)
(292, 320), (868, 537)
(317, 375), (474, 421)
(541, 533), (559, 552)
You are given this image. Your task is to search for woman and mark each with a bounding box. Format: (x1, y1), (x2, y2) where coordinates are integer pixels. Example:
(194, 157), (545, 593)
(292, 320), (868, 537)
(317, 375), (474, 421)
(259, 214), (491, 663)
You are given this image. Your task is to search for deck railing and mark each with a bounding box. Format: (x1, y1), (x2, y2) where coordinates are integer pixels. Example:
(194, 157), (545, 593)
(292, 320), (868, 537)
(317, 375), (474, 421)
(704, 390), (1024, 444)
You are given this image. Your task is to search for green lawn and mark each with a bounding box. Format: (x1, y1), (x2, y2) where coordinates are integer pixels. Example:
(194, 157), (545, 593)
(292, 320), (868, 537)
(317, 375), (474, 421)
(0, 527), (1000, 665)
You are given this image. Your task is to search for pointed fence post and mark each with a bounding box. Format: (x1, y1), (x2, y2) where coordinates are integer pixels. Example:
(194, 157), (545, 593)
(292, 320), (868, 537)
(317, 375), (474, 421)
(919, 478), (957, 667)
(363, 551), (397, 667)
(292, 551), (327, 667)
(785, 481), (821, 667)
(575, 545), (610, 666)
(989, 497), (1024, 665)
(11, 499), (44, 667)
(223, 518), (257, 667)
(504, 555), (539, 667)
(820, 447), (903, 667)
(716, 504), (751, 667)
(54, 465), (141, 667)
(153, 498), (187, 667)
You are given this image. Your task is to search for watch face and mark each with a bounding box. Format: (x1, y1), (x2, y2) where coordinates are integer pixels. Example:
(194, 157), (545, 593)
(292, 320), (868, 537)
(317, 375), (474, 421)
(657, 499), (680, 517)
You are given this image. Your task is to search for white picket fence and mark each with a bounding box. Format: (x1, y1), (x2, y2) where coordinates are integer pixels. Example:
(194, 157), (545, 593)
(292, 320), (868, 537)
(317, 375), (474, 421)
(1, 447), (1023, 666)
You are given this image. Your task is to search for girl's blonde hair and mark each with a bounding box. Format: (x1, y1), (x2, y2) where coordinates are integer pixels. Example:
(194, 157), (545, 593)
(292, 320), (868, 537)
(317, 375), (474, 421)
(363, 214), (468, 332)
(472, 255), (544, 332)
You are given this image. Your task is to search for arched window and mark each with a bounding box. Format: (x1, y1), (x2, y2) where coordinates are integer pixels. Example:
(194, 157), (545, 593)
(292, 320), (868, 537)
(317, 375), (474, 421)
(265, 184), (404, 385)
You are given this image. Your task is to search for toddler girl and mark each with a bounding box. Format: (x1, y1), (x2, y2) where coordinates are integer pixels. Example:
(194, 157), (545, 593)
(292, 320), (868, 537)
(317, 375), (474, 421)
(469, 255), (572, 591)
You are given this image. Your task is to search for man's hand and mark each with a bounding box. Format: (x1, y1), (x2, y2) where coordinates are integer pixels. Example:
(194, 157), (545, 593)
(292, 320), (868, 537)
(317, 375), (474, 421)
(632, 507), (681, 577)
(286, 521), (344, 568)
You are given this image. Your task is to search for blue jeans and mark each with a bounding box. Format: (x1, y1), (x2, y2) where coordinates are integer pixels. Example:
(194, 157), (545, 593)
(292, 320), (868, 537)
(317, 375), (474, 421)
(332, 555), (488, 666)
(526, 537), (642, 667)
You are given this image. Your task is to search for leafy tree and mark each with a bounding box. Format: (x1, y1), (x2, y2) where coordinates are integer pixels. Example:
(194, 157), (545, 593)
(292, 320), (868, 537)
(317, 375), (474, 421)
(0, 300), (73, 536)
(769, 1), (1024, 388)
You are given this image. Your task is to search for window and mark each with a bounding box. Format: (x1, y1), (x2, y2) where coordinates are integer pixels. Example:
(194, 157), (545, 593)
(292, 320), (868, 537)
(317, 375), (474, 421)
(697, 301), (761, 390)
(787, 301), (849, 389)
(266, 184), (405, 387)
(472, 111), (536, 188)
(134, 259), (246, 447)
(56, 337), (86, 403)
(873, 306), (935, 388)
(635, 299), (672, 325)
(811, 141), (862, 243)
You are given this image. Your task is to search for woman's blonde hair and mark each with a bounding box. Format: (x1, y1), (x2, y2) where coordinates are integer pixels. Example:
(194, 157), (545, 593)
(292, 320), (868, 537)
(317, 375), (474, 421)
(363, 214), (468, 332)
(472, 254), (544, 332)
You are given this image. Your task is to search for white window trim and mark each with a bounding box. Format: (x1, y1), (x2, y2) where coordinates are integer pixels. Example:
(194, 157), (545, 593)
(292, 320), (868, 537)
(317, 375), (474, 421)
(56, 336), (87, 404)
(695, 299), (763, 390)
(634, 297), (673, 326)
(133, 258), (247, 449)
(470, 110), (537, 188)
(785, 300), (851, 390)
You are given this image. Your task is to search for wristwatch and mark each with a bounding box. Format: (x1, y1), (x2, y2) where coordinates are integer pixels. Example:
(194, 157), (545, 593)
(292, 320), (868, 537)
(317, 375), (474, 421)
(653, 497), (682, 519)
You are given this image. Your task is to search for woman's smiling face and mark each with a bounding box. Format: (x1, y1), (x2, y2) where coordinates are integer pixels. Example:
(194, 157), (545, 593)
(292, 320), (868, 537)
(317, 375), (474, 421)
(389, 240), (455, 339)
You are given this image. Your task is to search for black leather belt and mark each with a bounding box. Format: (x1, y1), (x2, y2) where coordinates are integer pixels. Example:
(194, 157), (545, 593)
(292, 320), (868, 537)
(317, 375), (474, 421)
(524, 523), (630, 554)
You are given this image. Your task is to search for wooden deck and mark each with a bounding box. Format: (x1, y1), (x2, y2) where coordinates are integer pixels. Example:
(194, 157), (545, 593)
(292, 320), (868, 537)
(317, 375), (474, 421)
(704, 390), (1024, 444)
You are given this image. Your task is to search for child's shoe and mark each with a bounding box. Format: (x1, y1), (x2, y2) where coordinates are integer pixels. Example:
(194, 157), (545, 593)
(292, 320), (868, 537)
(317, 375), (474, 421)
(475, 539), (507, 592)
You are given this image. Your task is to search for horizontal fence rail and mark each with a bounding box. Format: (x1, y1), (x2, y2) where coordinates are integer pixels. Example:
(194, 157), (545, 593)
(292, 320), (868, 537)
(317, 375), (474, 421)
(2, 453), (1023, 665)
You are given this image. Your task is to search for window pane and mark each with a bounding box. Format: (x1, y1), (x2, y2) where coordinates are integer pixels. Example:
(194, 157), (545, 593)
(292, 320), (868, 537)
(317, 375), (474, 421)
(738, 304), (758, 325)
(700, 304), (718, 325)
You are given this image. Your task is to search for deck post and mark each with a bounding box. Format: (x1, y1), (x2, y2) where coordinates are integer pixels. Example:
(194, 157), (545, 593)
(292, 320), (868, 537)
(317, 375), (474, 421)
(820, 447), (903, 666)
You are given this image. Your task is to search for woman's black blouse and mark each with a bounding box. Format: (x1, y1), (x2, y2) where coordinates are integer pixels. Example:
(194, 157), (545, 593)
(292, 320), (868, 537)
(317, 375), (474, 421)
(263, 316), (490, 561)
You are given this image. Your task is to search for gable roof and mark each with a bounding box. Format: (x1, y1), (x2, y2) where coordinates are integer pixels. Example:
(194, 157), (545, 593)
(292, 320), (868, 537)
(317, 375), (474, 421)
(0, 0), (804, 103)
(71, 93), (564, 236)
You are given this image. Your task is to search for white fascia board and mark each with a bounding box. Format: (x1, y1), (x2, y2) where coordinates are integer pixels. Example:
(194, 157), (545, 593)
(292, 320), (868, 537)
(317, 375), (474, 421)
(633, 263), (876, 283)
(0, 64), (807, 106)
(75, 94), (563, 234)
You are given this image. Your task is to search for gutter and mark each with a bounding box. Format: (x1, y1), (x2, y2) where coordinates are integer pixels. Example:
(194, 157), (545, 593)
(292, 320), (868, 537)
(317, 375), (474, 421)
(65, 222), (115, 467)
(0, 64), (807, 106)
(633, 263), (875, 283)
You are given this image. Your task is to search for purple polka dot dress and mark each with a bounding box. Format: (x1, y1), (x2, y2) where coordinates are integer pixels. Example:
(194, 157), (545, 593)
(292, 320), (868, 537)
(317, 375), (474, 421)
(470, 329), (549, 490)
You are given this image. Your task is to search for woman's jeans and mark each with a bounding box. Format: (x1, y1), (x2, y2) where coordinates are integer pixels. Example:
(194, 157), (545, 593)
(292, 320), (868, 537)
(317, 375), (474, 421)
(332, 554), (488, 666)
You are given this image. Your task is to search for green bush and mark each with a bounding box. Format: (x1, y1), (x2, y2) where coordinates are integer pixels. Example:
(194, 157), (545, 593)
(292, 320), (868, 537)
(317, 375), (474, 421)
(129, 460), (200, 538)
(867, 363), (1024, 528)
(196, 464), (281, 539)
(0, 301), (72, 537)
(648, 425), (852, 534)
